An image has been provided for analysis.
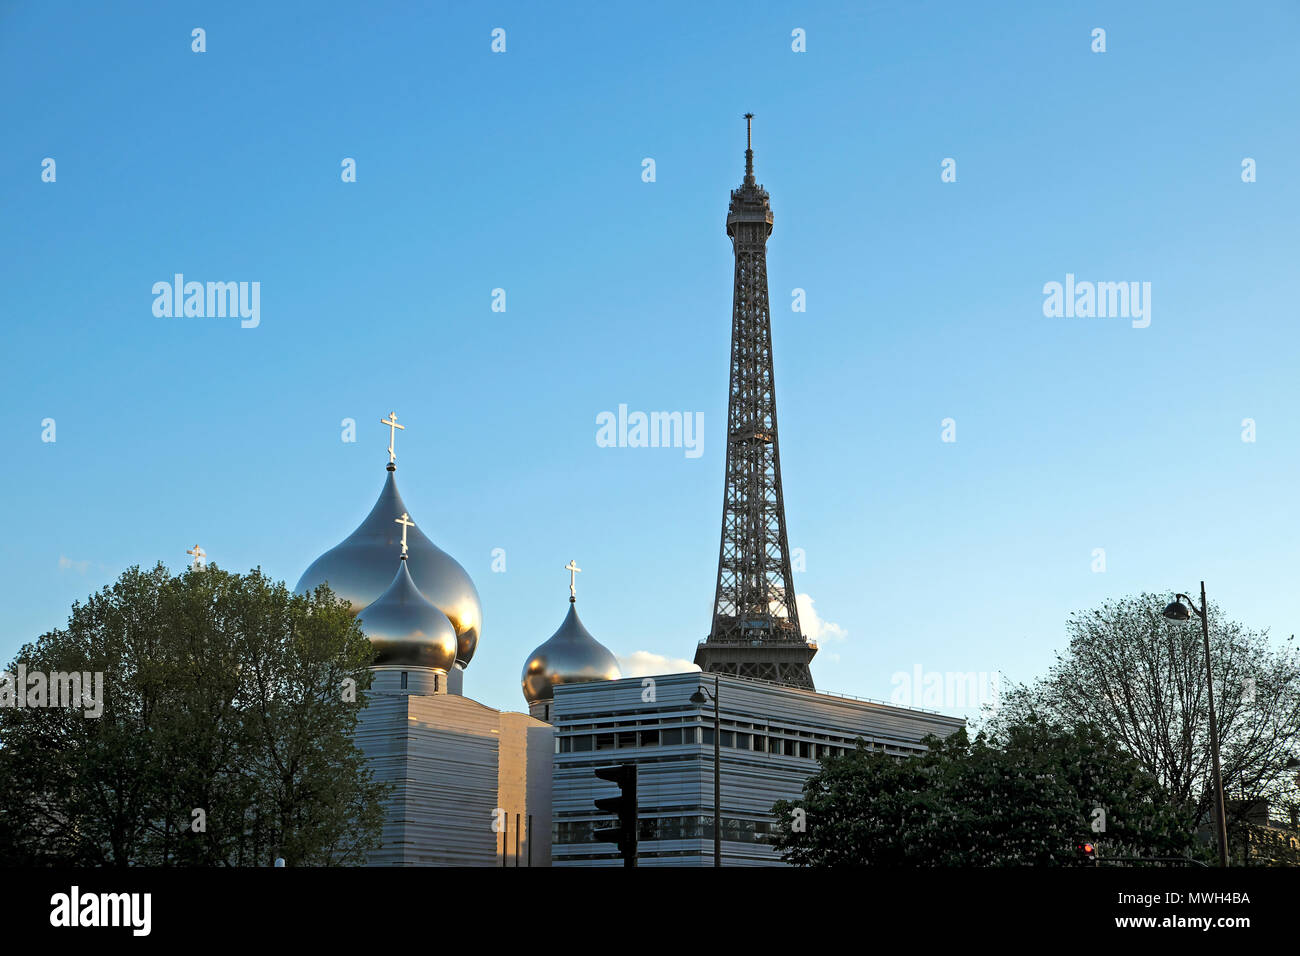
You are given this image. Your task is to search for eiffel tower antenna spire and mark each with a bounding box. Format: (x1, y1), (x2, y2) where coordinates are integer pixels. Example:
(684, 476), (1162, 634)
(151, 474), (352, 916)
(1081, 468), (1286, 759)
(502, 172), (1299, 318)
(743, 112), (755, 184)
(695, 115), (816, 690)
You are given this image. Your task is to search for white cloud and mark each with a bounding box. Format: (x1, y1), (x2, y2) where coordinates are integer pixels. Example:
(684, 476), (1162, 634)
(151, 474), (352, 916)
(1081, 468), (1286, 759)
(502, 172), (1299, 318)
(796, 593), (846, 643)
(616, 651), (700, 677)
(58, 555), (90, 574)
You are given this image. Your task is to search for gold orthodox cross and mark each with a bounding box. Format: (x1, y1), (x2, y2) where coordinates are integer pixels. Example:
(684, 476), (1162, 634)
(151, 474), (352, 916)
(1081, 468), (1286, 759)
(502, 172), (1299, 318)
(395, 513), (414, 556)
(565, 559), (582, 600)
(380, 412), (405, 464)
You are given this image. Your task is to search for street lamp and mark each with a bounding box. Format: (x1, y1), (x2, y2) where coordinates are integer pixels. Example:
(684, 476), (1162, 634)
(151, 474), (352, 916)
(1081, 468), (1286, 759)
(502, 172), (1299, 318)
(1161, 581), (1229, 868)
(689, 674), (722, 867)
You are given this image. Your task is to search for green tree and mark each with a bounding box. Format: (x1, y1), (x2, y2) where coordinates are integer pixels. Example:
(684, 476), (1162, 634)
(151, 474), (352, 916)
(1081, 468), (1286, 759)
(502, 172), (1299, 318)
(0, 563), (387, 866)
(772, 717), (1196, 866)
(991, 593), (1300, 840)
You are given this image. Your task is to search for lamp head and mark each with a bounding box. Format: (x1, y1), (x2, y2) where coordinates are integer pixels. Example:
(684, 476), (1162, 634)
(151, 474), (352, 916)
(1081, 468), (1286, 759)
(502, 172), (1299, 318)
(1162, 599), (1191, 621)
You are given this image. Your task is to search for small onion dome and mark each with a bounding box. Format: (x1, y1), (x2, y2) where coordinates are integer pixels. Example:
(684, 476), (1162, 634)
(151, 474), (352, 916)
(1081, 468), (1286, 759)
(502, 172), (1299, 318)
(295, 466), (482, 668)
(358, 559), (460, 671)
(521, 599), (622, 705)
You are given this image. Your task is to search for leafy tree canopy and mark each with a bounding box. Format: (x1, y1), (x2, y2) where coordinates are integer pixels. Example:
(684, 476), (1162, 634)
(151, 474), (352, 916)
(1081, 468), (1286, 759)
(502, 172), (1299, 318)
(990, 593), (1300, 836)
(772, 716), (1198, 867)
(0, 563), (388, 866)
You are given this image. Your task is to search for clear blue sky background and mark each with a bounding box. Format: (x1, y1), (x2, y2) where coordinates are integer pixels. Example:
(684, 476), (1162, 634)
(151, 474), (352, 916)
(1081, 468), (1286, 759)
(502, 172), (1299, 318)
(2, 1), (1297, 717)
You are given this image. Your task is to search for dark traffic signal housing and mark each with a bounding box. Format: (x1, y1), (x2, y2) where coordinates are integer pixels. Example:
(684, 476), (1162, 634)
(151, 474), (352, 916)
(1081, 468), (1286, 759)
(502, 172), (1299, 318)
(593, 764), (638, 867)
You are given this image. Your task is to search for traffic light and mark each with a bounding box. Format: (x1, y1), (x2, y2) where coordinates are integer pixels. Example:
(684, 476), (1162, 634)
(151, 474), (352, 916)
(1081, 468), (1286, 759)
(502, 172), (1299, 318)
(1076, 842), (1098, 866)
(593, 764), (637, 867)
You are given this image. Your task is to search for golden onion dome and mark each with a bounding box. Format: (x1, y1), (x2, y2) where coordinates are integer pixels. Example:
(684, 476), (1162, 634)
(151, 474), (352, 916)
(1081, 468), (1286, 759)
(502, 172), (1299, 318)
(295, 465), (482, 667)
(358, 559), (460, 670)
(521, 598), (622, 704)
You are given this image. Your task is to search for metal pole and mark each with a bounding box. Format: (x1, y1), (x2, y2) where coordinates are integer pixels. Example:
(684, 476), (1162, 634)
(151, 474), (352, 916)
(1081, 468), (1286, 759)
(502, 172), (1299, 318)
(713, 674), (721, 867)
(1200, 581), (1230, 867)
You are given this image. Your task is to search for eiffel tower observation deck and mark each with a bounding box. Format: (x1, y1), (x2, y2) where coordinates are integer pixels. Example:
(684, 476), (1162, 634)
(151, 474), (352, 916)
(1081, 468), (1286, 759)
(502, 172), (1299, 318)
(695, 115), (817, 690)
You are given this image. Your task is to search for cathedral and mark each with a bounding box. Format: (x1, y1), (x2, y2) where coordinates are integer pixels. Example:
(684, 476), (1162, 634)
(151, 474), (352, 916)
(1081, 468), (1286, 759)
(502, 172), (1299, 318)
(292, 120), (963, 867)
(293, 414), (634, 866)
(294, 419), (559, 866)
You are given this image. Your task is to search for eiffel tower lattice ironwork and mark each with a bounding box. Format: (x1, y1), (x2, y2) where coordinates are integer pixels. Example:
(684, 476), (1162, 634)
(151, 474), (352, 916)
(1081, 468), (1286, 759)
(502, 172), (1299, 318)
(695, 115), (817, 690)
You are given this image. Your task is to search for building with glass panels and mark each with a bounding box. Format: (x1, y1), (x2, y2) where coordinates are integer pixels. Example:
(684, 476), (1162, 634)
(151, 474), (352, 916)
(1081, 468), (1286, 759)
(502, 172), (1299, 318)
(549, 671), (965, 866)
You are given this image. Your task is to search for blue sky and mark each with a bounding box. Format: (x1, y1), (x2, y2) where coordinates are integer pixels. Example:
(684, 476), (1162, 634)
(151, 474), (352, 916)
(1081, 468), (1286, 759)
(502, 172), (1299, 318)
(2, 1), (1298, 718)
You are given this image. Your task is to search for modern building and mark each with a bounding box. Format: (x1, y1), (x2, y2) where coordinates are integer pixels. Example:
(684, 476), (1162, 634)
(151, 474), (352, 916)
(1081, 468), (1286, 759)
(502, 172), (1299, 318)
(355, 667), (552, 866)
(548, 672), (964, 866)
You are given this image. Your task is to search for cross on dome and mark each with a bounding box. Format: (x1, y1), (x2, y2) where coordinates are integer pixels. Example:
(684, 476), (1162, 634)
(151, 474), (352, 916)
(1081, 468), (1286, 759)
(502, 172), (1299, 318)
(565, 559), (581, 602)
(380, 412), (405, 465)
(395, 512), (414, 558)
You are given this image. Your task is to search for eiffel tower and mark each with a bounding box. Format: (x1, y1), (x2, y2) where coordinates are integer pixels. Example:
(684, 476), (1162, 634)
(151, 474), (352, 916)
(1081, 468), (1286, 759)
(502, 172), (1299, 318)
(694, 115), (817, 690)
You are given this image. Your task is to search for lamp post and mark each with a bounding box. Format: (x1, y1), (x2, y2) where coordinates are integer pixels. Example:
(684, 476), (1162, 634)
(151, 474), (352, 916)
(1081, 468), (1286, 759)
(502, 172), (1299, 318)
(689, 675), (722, 867)
(1161, 581), (1229, 867)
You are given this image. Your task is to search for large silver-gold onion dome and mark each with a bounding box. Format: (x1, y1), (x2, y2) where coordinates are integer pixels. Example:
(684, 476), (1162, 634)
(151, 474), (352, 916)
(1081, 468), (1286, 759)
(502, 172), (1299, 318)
(295, 466), (482, 667)
(358, 559), (460, 670)
(521, 599), (622, 704)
